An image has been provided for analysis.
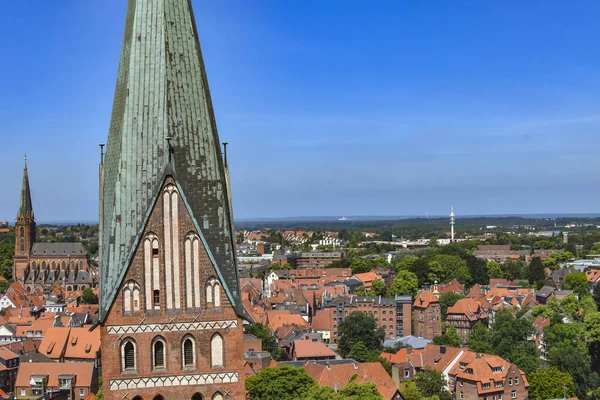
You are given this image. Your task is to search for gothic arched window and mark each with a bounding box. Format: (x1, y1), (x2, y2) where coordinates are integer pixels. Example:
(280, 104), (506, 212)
(121, 339), (137, 372)
(182, 336), (196, 368)
(211, 333), (224, 368)
(152, 337), (166, 369)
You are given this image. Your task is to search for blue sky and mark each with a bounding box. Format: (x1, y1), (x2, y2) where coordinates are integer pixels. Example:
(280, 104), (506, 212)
(1, 1), (599, 222)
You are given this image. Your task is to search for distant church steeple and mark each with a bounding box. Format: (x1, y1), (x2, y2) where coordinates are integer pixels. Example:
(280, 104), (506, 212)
(15, 156), (36, 260)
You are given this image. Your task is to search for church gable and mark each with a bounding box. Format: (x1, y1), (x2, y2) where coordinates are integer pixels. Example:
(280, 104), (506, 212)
(104, 176), (236, 324)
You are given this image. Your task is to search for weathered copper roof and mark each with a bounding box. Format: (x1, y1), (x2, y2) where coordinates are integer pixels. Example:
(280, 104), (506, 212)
(99, 0), (240, 320)
(18, 158), (33, 220)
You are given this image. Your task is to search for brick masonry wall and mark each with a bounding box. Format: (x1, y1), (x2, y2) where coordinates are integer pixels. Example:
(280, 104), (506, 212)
(101, 178), (245, 400)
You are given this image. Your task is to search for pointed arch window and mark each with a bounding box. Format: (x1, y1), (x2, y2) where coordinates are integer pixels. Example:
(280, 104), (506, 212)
(19, 238), (24, 253)
(212, 392), (224, 400)
(123, 280), (140, 314)
(144, 233), (160, 311)
(121, 339), (137, 372)
(206, 278), (222, 308)
(152, 337), (166, 370)
(182, 336), (196, 368)
(211, 333), (224, 368)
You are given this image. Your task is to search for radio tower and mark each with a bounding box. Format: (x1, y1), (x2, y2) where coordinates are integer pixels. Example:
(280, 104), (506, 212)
(450, 205), (455, 242)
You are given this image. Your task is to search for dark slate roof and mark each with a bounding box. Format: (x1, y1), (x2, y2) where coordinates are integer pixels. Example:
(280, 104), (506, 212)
(536, 286), (555, 298)
(30, 243), (86, 256)
(18, 159), (34, 220)
(99, 0), (241, 320)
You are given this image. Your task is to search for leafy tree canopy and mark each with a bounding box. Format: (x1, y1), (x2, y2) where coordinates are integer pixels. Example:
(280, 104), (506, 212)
(81, 288), (98, 304)
(245, 365), (315, 400)
(528, 367), (575, 400)
(389, 270), (419, 297)
(337, 312), (385, 358)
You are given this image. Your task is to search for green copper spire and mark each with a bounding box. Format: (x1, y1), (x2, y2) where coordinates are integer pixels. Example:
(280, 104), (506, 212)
(99, 0), (241, 320)
(18, 155), (34, 221)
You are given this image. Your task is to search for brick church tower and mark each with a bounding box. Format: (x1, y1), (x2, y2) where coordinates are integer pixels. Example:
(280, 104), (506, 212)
(98, 1), (248, 399)
(13, 157), (36, 281)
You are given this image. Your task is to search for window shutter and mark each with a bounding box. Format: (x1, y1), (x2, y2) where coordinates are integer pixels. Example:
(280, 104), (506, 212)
(124, 342), (135, 369)
(154, 341), (164, 367)
(184, 339), (194, 366)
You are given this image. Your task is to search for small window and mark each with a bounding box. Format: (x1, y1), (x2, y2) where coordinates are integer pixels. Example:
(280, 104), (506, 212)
(509, 378), (512, 386)
(80, 388), (85, 396)
(511, 391), (516, 399)
(515, 377), (519, 385)
(404, 368), (410, 378)
(152, 247), (159, 256)
(211, 334), (224, 368)
(153, 339), (165, 369)
(183, 337), (195, 367)
(154, 290), (160, 307)
(21, 389), (26, 396)
(460, 392), (463, 400)
(123, 340), (136, 371)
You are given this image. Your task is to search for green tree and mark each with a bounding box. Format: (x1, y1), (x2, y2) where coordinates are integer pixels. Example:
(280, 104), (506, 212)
(547, 341), (596, 399)
(438, 292), (466, 321)
(244, 323), (282, 361)
(338, 312), (385, 358)
(81, 288), (98, 304)
(467, 323), (493, 354)
(395, 257), (419, 272)
(353, 286), (367, 296)
(399, 380), (421, 400)
(0, 244), (14, 280)
(348, 341), (371, 362)
(528, 257), (546, 289)
(490, 309), (539, 374)
(414, 368), (452, 399)
(528, 367), (575, 400)
(486, 261), (503, 279)
(350, 258), (371, 274)
(433, 326), (462, 348)
(0, 280), (9, 293)
(543, 252), (574, 271)
(369, 279), (387, 297)
(388, 270), (419, 297)
(268, 263), (292, 272)
(304, 385), (339, 400)
(339, 382), (384, 400)
(245, 365), (315, 400)
(454, 265), (472, 285)
(466, 255), (489, 285)
(564, 272), (591, 299)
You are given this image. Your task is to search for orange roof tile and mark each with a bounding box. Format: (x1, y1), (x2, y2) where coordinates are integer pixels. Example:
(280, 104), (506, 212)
(587, 269), (600, 284)
(64, 327), (101, 359)
(293, 339), (336, 359)
(38, 327), (71, 358)
(15, 362), (94, 388)
(265, 310), (308, 332)
(447, 298), (488, 321)
(303, 361), (399, 399)
(454, 354), (529, 394)
(414, 290), (439, 309)
(353, 272), (381, 288)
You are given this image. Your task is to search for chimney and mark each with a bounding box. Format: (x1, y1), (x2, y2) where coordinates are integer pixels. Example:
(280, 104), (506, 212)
(440, 345), (446, 354)
(326, 361), (331, 370)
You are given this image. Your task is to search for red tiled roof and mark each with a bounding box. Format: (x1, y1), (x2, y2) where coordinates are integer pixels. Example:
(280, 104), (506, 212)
(15, 362), (94, 388)
(587, 269), (600, 284)
(447, 298), (488, 321)
(265, 310), (308, 332)
(414, 290), (439, 309)
(293, 339), (336, 359)
(302, 361), (399, 399)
